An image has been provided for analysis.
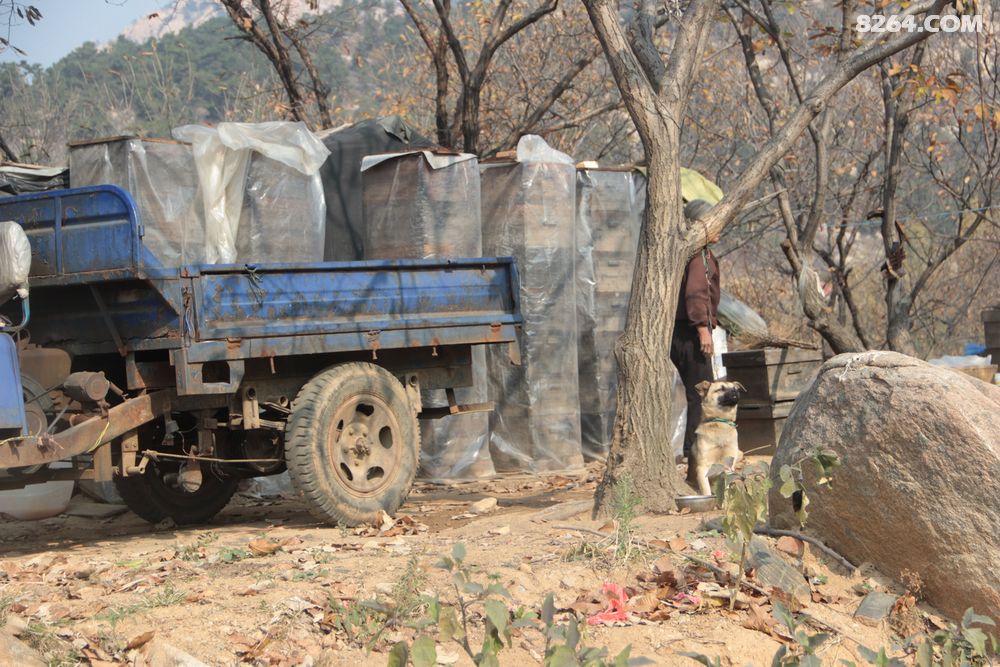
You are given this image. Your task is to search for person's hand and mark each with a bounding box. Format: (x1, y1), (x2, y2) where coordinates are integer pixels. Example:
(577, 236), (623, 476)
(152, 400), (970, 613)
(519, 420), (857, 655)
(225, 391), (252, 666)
(697, 326), (714, 357)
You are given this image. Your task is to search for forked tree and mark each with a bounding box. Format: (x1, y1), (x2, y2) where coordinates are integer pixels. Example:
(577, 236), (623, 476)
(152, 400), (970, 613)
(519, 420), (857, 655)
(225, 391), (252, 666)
(584, 0), (957, 514)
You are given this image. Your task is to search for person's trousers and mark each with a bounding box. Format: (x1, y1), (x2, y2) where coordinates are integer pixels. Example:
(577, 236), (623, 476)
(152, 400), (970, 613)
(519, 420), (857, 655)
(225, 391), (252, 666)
(669, 322), (715, 457)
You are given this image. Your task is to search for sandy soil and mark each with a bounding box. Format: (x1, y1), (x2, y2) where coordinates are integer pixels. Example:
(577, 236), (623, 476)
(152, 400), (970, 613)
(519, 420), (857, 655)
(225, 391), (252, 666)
(0, 466), (942, 666)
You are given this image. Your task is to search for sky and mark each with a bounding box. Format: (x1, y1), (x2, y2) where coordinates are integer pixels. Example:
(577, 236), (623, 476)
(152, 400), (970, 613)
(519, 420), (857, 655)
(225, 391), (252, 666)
(1, 0), (167, 67)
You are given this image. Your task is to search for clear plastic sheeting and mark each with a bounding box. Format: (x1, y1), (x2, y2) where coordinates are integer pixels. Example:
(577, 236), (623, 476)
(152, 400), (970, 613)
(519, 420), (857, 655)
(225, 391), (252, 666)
(717, 289), (769, 339)
(69, 137), (205, 266)
(481, 136), (583, 473)
(668, 361), (688, 459)
(0, 220), (31, 302)
(174, 122), (329, 265)
(574, 168), (645, 460)
(360, 151), (492, 480)
(361, 151), (480, 260)
(317, 117), (432, 261)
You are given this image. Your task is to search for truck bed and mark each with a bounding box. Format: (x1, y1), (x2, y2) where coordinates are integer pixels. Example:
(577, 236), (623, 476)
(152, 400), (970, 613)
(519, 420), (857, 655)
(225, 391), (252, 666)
(0, 186), (522, 365)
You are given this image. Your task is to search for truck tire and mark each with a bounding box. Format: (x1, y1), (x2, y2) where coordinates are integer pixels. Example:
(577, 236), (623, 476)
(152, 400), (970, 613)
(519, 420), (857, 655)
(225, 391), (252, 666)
(113, 419), (239, 525)
(284, 362), (419, 526)
(113, 464), (238, 525)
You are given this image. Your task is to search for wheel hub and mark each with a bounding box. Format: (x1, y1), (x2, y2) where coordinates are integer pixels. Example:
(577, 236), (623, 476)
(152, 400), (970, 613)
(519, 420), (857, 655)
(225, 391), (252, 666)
(328, 394), (402, 497)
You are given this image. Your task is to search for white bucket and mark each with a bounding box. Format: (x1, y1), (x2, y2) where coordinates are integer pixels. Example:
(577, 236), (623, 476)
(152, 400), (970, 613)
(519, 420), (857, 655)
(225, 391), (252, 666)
(0, 464), (74, 520)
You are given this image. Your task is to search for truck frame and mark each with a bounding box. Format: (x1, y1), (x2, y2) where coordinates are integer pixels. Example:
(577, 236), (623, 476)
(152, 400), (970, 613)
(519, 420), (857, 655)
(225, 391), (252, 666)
(0, 185), (521, 525)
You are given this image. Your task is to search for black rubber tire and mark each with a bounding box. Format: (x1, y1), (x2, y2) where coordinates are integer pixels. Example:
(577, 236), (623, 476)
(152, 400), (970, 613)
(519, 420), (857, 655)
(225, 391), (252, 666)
(114, 462), (239, 525)
(113, 473), (167, 523)
(112, 419), (239, 525)
(284, 362), (419, 526)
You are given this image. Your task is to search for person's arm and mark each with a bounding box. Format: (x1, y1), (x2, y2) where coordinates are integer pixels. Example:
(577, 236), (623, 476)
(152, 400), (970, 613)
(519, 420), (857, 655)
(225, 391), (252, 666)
(683, 255), (715, 357)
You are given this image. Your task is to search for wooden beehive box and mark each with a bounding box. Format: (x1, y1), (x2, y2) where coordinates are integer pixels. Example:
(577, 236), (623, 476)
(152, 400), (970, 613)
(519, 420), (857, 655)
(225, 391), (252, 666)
(734, 401), (794, 455)
(984, 306), (1000, 368)
(721, 348), (824, 405)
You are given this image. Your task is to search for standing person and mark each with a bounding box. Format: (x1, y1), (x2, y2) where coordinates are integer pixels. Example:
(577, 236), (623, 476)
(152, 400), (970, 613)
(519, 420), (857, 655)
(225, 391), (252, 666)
(671, 200), (721, 461)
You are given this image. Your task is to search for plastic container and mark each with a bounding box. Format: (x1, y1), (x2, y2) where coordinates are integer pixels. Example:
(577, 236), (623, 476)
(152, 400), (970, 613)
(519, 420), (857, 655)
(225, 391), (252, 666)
(0, 464), (74, 520)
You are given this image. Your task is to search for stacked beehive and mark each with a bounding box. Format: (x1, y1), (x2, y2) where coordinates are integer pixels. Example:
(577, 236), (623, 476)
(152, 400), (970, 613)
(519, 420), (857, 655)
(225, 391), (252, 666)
(481, 159), (584, 472)
(984, 306), (1000, 376)
(236, 154), (326, 264)
(361, 151), (494, 479)
(721, 348), (824, 453)
(68, 137), (204, 266)
(575, 168), (645, 460)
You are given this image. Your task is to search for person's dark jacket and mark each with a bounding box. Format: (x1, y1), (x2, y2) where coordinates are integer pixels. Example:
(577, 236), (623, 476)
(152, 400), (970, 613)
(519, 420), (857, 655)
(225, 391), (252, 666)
(676, 249), (720, 328)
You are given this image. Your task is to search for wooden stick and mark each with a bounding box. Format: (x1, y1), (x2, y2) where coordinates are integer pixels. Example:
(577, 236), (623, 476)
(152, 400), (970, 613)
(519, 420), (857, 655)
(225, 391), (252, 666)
(752, 526), (856, 573)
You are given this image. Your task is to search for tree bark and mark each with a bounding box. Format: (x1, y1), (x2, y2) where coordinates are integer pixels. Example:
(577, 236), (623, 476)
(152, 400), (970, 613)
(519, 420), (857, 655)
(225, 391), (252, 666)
(585, 0), (948, 515)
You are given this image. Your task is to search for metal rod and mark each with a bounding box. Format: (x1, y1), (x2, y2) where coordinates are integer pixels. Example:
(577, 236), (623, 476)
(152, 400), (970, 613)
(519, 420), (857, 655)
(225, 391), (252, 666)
(143, 450), (283, 464)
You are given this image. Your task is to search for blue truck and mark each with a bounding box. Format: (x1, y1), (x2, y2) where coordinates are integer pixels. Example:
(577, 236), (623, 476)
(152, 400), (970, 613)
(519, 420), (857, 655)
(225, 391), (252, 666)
(0, 185), (521, 525)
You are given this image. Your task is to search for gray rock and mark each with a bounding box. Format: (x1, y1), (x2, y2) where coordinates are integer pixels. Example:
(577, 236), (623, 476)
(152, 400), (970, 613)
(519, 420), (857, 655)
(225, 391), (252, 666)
(855, 591), (898, 627)
(746, 538), (811, 606)
(769, 351), (1000, 623)
(142, 638), (209, 667)
(0, 630), (46, 667)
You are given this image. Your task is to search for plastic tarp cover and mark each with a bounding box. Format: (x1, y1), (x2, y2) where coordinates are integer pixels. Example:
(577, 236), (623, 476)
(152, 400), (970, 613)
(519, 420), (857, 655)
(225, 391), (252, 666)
(0, 165), (68, 196)
(574, 168), (645, 460)
(69, 138), (205, 266)
(318, 117), (432, 261)
(481, 135), (583, 473)
(173, 122), (329, 265)
(0, 220), (30, 302)
(360, 151), (492, 480)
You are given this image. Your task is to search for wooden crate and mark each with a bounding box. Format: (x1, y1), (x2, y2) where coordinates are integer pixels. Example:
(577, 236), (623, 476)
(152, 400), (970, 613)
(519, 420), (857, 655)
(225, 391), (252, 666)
(735, 401), (794, 454)
(722, 348), (823, 405)
(983, 307), (1000, 365)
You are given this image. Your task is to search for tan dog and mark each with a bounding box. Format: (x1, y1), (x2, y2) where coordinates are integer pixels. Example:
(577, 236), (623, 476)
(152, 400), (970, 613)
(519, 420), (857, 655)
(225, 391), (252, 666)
(686, 379), (744, 495)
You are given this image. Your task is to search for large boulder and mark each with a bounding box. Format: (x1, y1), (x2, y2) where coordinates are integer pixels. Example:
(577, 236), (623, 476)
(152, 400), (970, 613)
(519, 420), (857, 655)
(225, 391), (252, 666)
(769, 351), (1000, 623)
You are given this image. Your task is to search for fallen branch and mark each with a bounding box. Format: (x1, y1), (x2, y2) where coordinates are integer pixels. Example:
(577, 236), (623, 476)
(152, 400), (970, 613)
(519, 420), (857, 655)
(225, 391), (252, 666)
(551, 524), (614, 540)
(681, 554), (769, 597)
(753, 527), (856, 573)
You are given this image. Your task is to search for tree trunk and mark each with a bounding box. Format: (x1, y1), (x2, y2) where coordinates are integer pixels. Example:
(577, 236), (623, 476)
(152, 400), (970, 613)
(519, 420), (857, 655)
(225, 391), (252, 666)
(594, 141), (691, 515)
(434, 31), (451, 147)
(461, 84), (480, 154)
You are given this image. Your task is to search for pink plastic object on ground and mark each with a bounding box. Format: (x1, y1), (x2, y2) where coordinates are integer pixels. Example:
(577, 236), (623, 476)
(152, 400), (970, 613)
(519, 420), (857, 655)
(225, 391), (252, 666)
(586, 582), (629, 625)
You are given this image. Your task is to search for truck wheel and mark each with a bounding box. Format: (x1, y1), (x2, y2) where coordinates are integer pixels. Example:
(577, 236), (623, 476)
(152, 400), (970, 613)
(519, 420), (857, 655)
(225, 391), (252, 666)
(113, 419), (239, 525)
(284, 362), (419, 526)
(114, 462), (238, 525)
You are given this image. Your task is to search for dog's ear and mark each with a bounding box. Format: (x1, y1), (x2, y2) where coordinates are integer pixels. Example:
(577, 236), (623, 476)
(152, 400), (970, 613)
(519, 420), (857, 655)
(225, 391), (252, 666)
(695, 381), (713, 397)
(732, 381), (746, 392)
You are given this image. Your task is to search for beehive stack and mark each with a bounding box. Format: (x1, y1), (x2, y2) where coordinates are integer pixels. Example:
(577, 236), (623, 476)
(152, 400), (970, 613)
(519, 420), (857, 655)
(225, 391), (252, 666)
(575, 168), (645, 460)
(361, 151), (493, 479)
(237, 153), (325, 263)
(984, 306), (1000, 378)
(481, 159), (583, 472)
(68, 136), (203, 266)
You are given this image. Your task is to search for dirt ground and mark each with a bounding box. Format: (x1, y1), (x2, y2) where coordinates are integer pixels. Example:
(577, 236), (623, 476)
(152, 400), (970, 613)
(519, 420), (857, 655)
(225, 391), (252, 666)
(0, 465), (946, 666)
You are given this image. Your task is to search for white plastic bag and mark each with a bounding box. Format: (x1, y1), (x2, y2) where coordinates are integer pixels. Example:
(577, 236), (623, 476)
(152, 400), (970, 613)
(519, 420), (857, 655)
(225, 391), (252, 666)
(173, 122), (331, 264)
(0, 221), (31, 303)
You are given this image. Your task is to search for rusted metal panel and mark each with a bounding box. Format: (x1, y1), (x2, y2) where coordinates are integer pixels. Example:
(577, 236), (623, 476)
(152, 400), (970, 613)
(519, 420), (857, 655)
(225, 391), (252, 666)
(0, 390), (173, 469)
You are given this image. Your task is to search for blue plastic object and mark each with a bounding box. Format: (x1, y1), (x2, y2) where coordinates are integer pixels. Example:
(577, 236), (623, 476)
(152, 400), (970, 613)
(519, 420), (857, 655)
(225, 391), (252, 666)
(964, 342), (987, 356)
(0, 334), (26, 434)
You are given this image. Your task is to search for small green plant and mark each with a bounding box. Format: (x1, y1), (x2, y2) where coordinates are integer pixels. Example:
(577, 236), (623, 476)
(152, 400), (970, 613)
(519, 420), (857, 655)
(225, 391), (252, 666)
(710, 448), (841, 611)
(175, 532), (218, 560)
(390, 543), (641, 667)
(326, 555), (429, 650)
(713, 460), (771, 610)
(900, 607), (997, 667)
(98, 583), (186, 628)
(610, 475), (642, 563)
(23, 620), (82, 666)
(776, 448), (841, 526)
(216, 546), (252, 563)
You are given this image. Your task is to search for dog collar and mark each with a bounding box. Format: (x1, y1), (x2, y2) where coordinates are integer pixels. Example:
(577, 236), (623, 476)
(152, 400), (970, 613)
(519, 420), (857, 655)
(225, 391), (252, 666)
(705, 417), (737, 428)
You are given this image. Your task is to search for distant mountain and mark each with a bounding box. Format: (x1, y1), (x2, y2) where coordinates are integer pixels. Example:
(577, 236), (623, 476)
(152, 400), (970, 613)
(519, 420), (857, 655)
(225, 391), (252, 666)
(119, 0), (347, 44)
